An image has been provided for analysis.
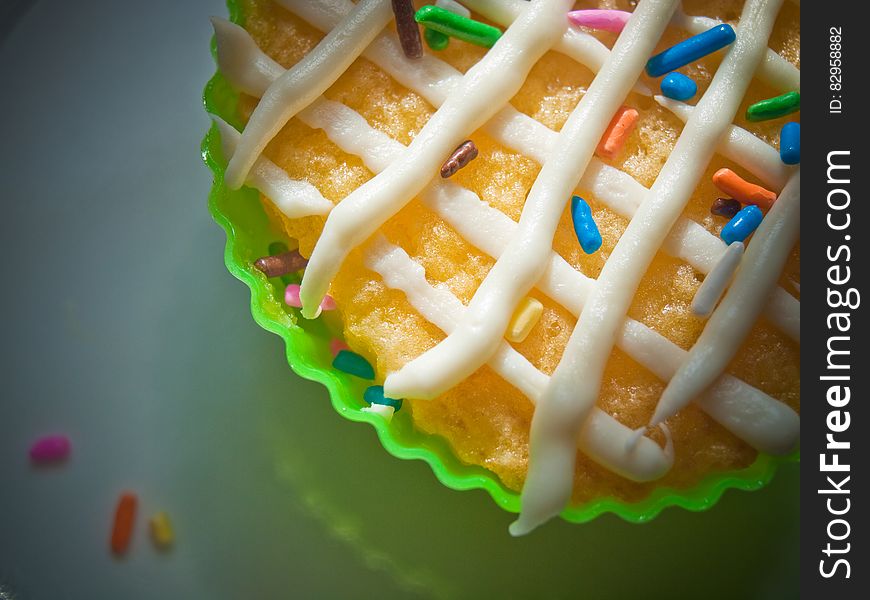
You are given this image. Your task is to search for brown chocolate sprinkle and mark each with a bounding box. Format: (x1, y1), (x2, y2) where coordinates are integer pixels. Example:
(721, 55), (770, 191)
(392, 0), (423, 59)
(710, 197), (741, 219)
(254, 250), (308, 278)
(440, 140), (479, 178)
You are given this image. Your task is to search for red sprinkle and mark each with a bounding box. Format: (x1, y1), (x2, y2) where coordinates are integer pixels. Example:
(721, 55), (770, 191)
(329, 338), (350, 356)
(392, 0), (423, 59)
(111, 492), (138, 555)
(29, 435), (71, 463)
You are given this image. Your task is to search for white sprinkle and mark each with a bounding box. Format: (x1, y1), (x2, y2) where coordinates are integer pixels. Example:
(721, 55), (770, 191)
(691, 242), (745, 317)
(362, 403), (396, 422)
(436, 0), (472, 18)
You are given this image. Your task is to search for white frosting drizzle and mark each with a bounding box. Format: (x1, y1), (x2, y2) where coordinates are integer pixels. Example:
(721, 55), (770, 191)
(215, 0), (802, 529)
(650, 170), (801, 427)
(223, 0), (393, 189)
(460, 0), (651, 95)
(297, 0), (576, 319)
(384, 0), (679, 401)
(671, 8), (800, 92)
(435, 0), (471, 19)
(221, 7), (796, 344)
(212, 116), (333, 218)
(513, 0), (786, 536)
(654, 95), (792, 191)
(691, 241), (744, 317)
(465, 0), (798, 93)
(365, 237), (673, 481)
(213, 12), (799, 475)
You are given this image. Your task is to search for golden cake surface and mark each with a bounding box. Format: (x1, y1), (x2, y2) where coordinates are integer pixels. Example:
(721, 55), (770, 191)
(233, 0), (800, 505)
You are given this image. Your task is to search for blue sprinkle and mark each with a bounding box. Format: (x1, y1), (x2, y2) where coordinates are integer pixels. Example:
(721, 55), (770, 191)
(364, 385), (403, 411)
(721, 205), (763, 245)
(333, 350), (375, 380)
(571, 196), (602, 254)
(646, 24), (736, 77)
(780, 122), (800, 165)
(660, 72), (697, 101)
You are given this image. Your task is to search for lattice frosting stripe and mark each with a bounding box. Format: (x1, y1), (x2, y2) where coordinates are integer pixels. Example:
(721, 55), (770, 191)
(232, 3), (798, 344)
(214, 106), (798, 510)
(212, 14), (799, 456)
(384, 0), (680, 401)
(297, 0), (576, 319)
(278, 0), (800, 342)
(365, 237), (675, 481)
(650, 169), (801, 427)
(464, 0), (798, 92)
(670, 8), (799, 92)
(513, 0), (788, 536)
(223, 0), (394, 189)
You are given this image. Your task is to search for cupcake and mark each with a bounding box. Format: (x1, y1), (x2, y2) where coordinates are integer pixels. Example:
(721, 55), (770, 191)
(203, 0), (800, 534)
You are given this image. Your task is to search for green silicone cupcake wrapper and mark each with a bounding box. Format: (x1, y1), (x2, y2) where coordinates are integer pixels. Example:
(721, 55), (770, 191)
(202, 1), (799, 525)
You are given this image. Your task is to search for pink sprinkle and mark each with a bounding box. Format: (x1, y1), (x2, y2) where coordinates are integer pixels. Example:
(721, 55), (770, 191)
(29, 435), (71, 463)
(285, 284), (336, 312)
(320, 295), (337, 311)
(284, 284), (302, 308)
(329, 338), (349, 356)
(567, 9), (632, 33)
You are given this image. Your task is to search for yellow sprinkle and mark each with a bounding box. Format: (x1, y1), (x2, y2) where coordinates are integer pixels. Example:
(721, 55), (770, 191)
(149, 511), (174, 549)
(506, 297), (544, 343)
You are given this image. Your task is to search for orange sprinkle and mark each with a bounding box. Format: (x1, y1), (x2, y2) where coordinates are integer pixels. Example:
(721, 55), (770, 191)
(712, 168), (777, 210)
(110, 492), (138, 555)
(596, 106), (639, 160)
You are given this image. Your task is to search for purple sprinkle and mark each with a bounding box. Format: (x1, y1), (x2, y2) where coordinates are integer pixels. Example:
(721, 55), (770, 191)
(29, 435), (72, 463)
(710, 197), (741, 219)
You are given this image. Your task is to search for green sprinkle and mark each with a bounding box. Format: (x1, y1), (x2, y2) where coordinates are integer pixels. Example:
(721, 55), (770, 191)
(424, 26), (450, 51)
(333, 350), (375, 380)
(415, 5), (502, 49)
(364, 385), (403, 411)
(746, 91), (800, 122)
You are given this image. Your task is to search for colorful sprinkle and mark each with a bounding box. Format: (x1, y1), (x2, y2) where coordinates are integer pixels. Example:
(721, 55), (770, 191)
(435, 0), (470, 18)
(254, 249), (308, 278)
(691, 242), (744, 317)
(284, 284), (335, 313)
(645, 24), (736, 77)
(361, 402), (395, 421)
(149, 511), (174, 549)
(440, 140), (478, 178)
(333, 350), (375, 380)
(329, 338), (350, 356)
(506, 297), (544, 343)
(710, 197), (742, 219)
(712, 168), (777, 210)
(721, 205), (763, 245)
(424, 26), (450, 51)
(596, 106), (638, 160)
(364, 385), (403, 411)
(415, 5), (502, 49)
(392, 0), (423, 59)
(780, 122), (800, 165)
(110, 492), (138, 556)
(567, 9), (631, 33)
(571, 196), (603, 254)
(746, 91), (800, 122)
(29, 434), (71, 463)
(660, 72), (697, 101)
